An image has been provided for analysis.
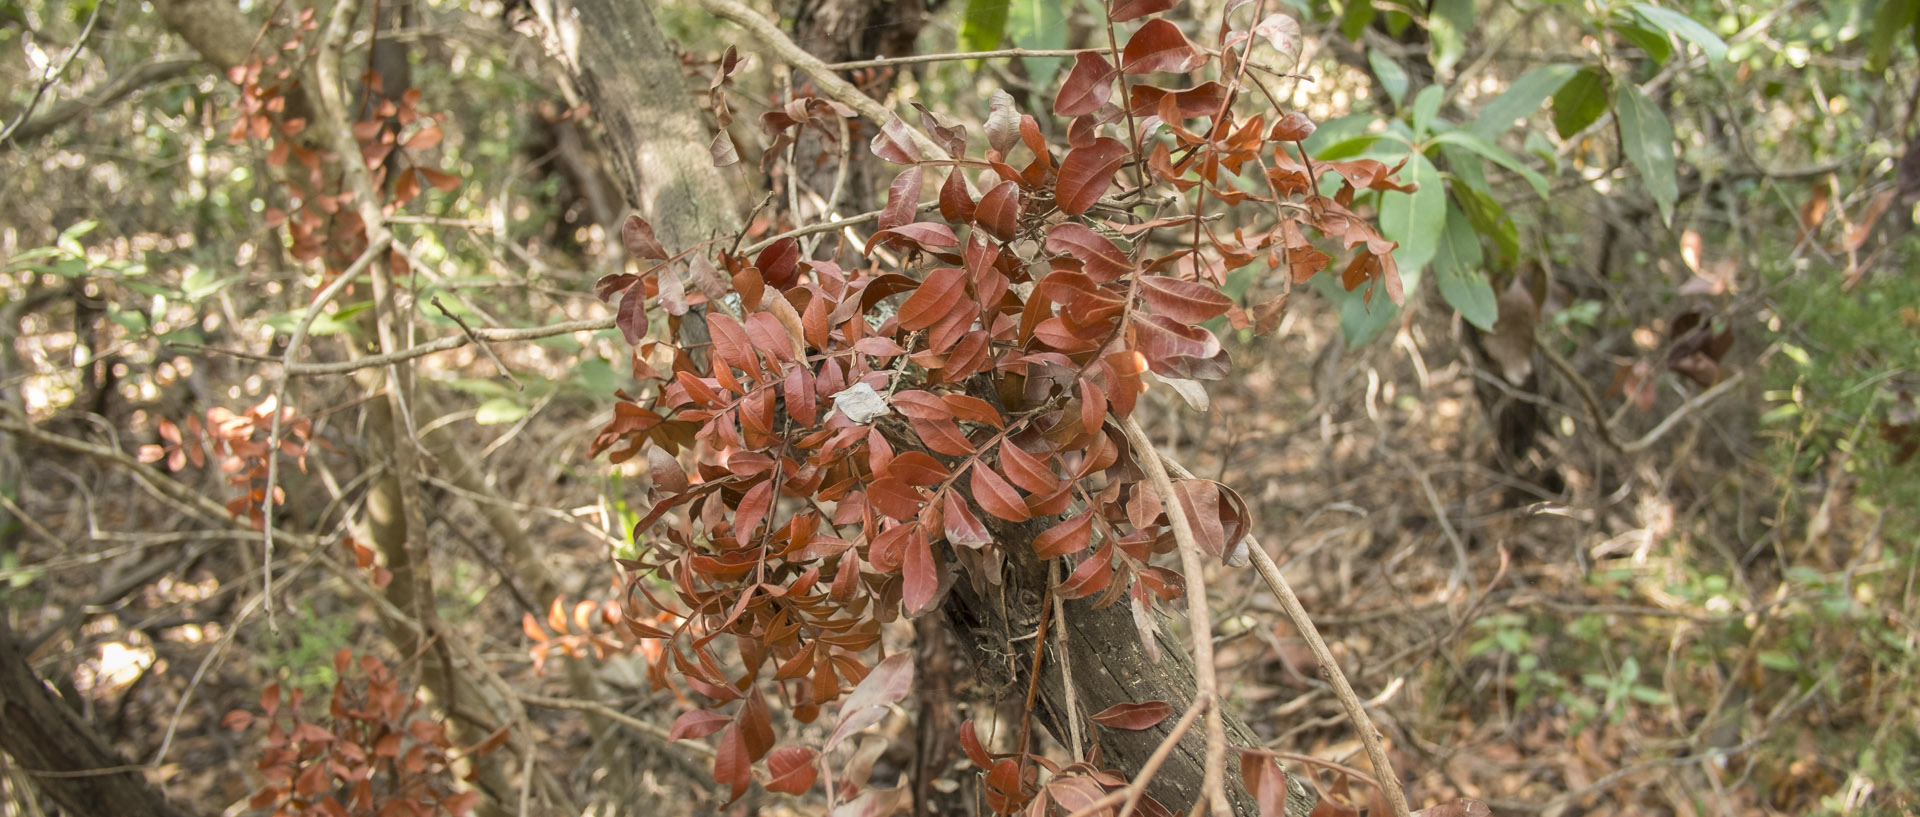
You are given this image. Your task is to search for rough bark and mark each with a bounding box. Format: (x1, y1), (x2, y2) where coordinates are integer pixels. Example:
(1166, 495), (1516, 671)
(526, 0), (743, 249)
(0, 616), (195, 817)
(944, 513), (1316, 817)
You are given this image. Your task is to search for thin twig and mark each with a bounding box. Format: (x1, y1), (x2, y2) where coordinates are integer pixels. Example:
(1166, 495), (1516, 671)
(1242, 526), (1412, 817)
(824, 47), (1096, 72)
(430, 296), (521, 389)
(1120, 415), (1230, 817)
(258, 234), (393, 635)
(1050, 559), (1085, 763)
(1113, 694), (1210, 817)
(0, 1), (103, 146)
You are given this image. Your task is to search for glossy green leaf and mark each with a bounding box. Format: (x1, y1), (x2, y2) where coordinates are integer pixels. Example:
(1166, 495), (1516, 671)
(1475, 64), (1578, 137)
(1340, 0), (1377, 42)
(959, 0), (1011, 57)
(1434, 202), (1496, 331)
(1378, 150), (1444, 276)
(1368, 49), (1409, 109)
(1611, 20), (1673, 66)
(1629, 3), (1728, 62)
(1410, 85), (1443, 138)
(1550, 66), (1610, 139)
(1007, 0), (1067, 91)
(1452, 182), (1519, 264)
(1431, 129), (1549, 198)
(1615, 82), (1678, 225)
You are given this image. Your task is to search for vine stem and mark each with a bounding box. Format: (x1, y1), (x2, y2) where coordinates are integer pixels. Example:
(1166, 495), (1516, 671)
(1162, 437), (1413, 817)
(1120, 415), (1230, 817)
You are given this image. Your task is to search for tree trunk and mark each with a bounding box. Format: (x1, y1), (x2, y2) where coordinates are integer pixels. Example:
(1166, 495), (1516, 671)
(0, 616), (195, 817)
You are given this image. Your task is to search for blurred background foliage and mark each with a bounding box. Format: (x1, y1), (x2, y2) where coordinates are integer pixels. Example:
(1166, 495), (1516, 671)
(1, 0), (1915, 814)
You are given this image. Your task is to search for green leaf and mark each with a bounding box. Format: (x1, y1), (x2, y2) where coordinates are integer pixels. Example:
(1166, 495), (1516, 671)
(1475, 64), (1578, 137)
(1629, 3), (1728, 62)
(573, 357), (616, 397)
(1610, 20), (1674, 66)
(1313, 133), (1388, 161)
(1409, 84), (1443, 138)
(1431, 129), (1549, 198)
(959, 0), (1011, 57)
(1868, 0), (1920, 72)
(1452, 182), (1519, 263)
(1428, 0), (1475, 75)
(1302, 113), (1377, 155)
(1340, 0), (1377, 41)
(1368, 49), (1409, 109)
(1615, 82), (1678, 225)
(1757, 650), (1799, 672)
(1434, 201), (1496, 331)
(475, 397), (529, 425)
(181, 265), (235, 303)
(1550, 66), (1610, 139)
(56, 220), (98, 256)
(1006, 0), (1067, 91)
(1378, 150), (1444, 276)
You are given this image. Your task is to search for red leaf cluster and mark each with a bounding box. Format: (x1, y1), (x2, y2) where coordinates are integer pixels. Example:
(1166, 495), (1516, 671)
(229, 651), (504, 817)
(588, 0), (1402, 808)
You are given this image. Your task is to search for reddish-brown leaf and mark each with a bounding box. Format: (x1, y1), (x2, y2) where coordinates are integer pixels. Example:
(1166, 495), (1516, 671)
(1140, 275), (1232, 323)
(668, 709), (732, 741)
(943, 490), (991, 547)
(976, 181), (1023, 240)
(942, 394), (1004, 428)
(969, 463), (1031, 522)
(1055, 138), (1129, 216)
(984, 758), (1026, 814)
(898, 266), (969, 331)
(1128, 82), (1230, 119)
(998, 442), (1061, 495)
(409, 167), (458, 193)
(1270, 111), (1316, 141)
(887, 451), (949, 486)
(222, 709), (254, 731)
(1055, 52), (1118, 117)
(714, 724), (751, 802)
(1110, 0), (1178, 22)
(870, 113), (923, 164)
(902, 528), (938, 613)
(880, 167), (924, 231)
(755, 237), (800, 289)
(1134, 311), (1220, 361)
(867, 221), (960, 256)
(734, 479), (773, 543)
(765, 746), (820, 795)
(706, 311), (757, 375)
(868, 478), (926, 521)
(294, 762), (329, 796)
(615, 283), (647, 344)
(960, 720), (993, 768)
(1089, 700), (1172, 730)
(622, 215), (668, 260)
(1121, 19), (1205, 74)
(1033, 510), (1093, 559)
(940, 168), (977, 223)
(829, 652), (915, 750)
(1046, 222), (1133, 282)
(1245, 756), (1290, 817)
